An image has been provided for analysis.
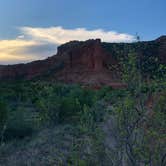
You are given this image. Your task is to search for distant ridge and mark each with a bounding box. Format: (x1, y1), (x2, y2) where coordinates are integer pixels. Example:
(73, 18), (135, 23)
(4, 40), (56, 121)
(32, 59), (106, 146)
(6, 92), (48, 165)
(155, 35), (166, 42)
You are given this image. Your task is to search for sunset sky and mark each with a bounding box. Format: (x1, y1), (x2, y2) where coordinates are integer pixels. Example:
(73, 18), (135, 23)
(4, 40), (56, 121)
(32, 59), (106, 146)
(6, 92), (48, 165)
(0, 0), (165, 64)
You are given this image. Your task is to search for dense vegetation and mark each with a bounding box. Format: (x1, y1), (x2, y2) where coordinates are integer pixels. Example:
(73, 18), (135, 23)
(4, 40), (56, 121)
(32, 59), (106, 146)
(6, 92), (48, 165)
(103, 40), (166, 79)
(0, 52), (166, 165)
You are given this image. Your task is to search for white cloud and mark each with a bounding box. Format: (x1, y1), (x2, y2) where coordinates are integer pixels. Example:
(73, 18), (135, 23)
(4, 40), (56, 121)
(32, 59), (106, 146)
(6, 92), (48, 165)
(20, 26), (136, 44)
(0, 26), (136, 64)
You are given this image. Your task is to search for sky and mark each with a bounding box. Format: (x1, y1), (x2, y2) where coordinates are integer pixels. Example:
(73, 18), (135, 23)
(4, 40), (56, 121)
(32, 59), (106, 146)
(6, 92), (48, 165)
(0, 0), (165, 64)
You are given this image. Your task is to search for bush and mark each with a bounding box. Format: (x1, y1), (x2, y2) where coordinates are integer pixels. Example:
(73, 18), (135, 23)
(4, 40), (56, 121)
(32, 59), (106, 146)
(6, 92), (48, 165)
(0, 101), (8, 128)
(0, 100), (8, 143)
(36, 96), (61, 125)
(4, 107), (35, 140)
(59, 97), (81, 123)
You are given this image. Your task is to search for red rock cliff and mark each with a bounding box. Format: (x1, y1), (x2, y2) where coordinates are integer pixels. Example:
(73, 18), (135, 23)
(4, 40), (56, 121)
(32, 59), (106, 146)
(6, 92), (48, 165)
(52, 39), (120, 86)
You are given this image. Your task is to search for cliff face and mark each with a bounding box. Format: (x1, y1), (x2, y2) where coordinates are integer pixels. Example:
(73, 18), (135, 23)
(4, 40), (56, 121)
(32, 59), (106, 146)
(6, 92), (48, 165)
(52, 39), (121, 87)
(0, 37), (165, 87)
(56, 39), (117, 71)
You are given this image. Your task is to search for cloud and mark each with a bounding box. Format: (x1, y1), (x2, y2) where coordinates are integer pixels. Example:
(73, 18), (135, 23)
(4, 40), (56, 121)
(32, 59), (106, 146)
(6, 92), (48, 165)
(21, 26), (136, 44)
(17, 35), (25, 39)
(0, 39), (39, 64)
(0, 26), (136, 64)
(0, 39), (56, 64)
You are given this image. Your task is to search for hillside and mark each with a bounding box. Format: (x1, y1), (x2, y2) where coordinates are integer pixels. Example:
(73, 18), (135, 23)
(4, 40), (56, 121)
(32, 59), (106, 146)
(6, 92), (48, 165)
(0, 36), (165, 88)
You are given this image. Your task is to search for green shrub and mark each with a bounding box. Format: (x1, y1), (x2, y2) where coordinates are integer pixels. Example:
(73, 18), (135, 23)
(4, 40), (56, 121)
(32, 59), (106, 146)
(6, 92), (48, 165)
(4, 107), (35, 139)
(0, 101), (8, 128)
(59, 97), (81, 123)
(36, 96), (61, 125)
(0, 100), (8, 143)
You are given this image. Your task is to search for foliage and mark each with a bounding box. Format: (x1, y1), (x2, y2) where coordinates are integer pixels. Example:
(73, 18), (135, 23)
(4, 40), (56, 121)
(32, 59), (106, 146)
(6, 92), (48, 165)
(0, 81), (108, 140)
(0, 100), (8, 144)
(0, 101), (8, 129)
(102, 40), (165, 79)
(4, 106), (36, 140)
(107, 51), (166, 165)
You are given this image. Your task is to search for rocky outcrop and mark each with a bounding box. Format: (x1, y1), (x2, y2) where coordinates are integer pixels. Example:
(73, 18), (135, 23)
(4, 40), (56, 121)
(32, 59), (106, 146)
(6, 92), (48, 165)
(51, 39), (121, 86)
(56, 39), (116, 71)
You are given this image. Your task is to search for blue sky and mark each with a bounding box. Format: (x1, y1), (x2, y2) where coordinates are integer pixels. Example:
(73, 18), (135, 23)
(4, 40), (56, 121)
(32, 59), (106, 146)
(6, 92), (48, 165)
(0, 0), (165, 64)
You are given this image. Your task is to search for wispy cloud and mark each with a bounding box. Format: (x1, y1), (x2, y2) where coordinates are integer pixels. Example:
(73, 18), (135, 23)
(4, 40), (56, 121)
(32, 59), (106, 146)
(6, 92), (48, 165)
(0, 26), (136, 64)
